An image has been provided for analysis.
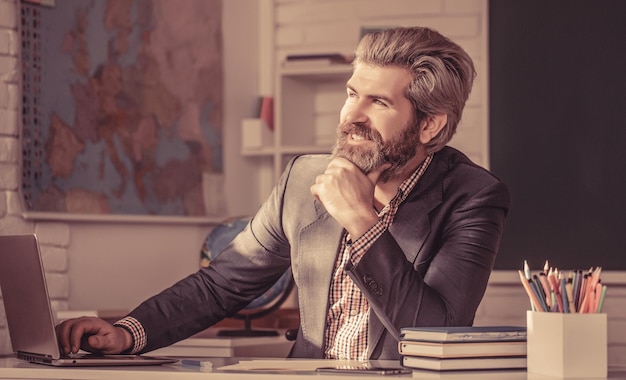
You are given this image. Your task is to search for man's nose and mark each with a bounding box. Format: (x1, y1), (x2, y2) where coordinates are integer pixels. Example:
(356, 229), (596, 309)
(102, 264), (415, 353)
(342, 101), (368, 124)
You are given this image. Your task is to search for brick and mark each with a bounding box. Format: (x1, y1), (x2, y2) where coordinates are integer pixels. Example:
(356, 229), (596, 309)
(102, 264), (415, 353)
(304, 21), (360, 45)
(449, 133), (483, 159)
(458, 105), (481, 130)
(356, 0), (442, 19)
(35, 223), (71, 246)
(0, 191), (5, 217)
(434, 15), (481, 37)
(444, 0), (483, 14)
(8, 29), (18, 56)
(454, 36), (482, 60)
(0, 162), (18, 190)
(50, 300), (70, 314)
(0, 136), (18, 163)
(0, 82), (19, 110)
(276, 1), (353, 24)
(275, 25), (306, 47)
(0, 108), (18, 136)
(0, 214), (33, 235)
(0, 82), (7, 108)
(6, 190), (24, 214)
(0, 1), (17, 29)
(428, 16), (480, 37)
(0, 56), (18, 80)
(0, 29), (10, 55)
(609, 345), (626, 366)
(5, 82), (18, 107)
(608, 319), (626, 345)
(41, 244), (68, 272)
(45, 272), (69, 299)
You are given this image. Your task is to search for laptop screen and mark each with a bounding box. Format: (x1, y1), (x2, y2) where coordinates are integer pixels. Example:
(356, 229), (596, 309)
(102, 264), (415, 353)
(0, 234), (63, 360)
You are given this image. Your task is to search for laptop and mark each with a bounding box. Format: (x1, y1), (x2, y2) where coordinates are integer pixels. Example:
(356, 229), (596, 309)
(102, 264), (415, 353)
(0, 234), (177, 367)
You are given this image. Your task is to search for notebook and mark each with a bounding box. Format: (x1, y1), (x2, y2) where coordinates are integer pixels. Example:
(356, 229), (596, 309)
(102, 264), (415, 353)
(0, 234), (177, 367)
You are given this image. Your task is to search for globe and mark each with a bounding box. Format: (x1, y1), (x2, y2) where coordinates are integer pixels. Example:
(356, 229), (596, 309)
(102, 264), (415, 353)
(200, 217), (294, 336)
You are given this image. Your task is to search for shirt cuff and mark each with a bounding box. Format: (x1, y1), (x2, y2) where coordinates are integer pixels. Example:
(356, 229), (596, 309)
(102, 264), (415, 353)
(348, 218), (387, 266)
(114, 316), (146, 354)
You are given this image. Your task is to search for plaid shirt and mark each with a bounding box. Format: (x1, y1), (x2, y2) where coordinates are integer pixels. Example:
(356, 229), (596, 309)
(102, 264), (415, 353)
(116, 155), (433, 356)
(114, 317), (145, 354)
(323, 154), (433, 360)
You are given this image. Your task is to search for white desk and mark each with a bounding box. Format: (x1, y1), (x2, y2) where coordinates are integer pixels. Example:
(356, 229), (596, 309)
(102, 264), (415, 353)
(1, 357), (626, 380)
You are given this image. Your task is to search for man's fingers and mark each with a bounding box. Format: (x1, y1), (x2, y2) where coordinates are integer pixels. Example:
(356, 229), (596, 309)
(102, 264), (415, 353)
(58, 320), (84, 354)
(87, 335), (107, 351)
(55, 322), (71, 354)
(69, 322), (91, 354)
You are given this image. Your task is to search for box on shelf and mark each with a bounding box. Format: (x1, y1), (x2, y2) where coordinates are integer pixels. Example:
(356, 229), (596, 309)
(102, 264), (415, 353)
(241, 118), (273, 149)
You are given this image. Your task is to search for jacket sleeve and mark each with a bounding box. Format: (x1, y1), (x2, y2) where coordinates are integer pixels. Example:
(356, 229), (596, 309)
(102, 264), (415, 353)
(126, 159), (297, 354)
(347, 178), (510, 341)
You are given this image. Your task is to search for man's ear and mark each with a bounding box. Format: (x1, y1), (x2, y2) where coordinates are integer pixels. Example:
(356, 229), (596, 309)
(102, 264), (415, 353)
(419, 114), (448, 144)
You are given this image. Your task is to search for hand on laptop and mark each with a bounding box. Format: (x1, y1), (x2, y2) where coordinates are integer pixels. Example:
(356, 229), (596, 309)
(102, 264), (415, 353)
(55, 317), (132, 355)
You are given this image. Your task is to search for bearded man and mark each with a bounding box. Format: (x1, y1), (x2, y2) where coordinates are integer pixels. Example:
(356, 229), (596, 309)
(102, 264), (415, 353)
(57, 26), (510, 361)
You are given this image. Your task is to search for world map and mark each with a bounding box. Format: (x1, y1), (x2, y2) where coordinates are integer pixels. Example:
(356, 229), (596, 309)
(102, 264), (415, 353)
(21, 0), (224, 216)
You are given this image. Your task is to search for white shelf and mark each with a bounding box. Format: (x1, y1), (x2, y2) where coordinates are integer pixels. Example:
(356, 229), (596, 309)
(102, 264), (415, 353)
(240, 147), (276, 157)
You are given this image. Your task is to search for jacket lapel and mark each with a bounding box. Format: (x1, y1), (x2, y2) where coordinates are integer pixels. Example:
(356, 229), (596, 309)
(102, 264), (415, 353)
(297, 200), (344, 356)
(367, 152), (445, 356)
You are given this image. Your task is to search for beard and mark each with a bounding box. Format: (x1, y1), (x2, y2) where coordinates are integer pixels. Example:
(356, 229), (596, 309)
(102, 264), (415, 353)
(331, 120), (422, 183)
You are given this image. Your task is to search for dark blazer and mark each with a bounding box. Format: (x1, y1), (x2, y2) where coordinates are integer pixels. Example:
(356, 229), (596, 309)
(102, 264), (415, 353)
(129, 146), (510, 360)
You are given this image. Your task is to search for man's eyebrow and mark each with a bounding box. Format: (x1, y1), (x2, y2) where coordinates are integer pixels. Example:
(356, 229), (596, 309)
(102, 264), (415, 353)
(346, 83), (395, 105)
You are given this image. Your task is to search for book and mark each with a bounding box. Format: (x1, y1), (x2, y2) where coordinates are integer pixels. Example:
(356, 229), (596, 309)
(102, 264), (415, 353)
(401, 355), (527, 371)
(398, 340), (527, 358)
(399, 326), (526, 343)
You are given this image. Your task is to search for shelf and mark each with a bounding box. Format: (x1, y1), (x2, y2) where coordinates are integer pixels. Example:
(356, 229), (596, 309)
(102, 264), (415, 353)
(242, 51), (352, 201)
(241, 147), (276, 157)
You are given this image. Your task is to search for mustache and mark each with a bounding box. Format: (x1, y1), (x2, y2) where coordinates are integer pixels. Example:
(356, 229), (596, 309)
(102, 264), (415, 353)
(337, 122), (384, 144)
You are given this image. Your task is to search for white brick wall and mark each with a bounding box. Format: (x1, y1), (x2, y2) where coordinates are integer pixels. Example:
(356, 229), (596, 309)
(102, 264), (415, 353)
(0, 0), (69, 356)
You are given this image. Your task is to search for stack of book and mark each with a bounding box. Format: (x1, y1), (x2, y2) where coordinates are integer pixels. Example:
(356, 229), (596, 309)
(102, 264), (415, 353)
(398, 326), (527, 371)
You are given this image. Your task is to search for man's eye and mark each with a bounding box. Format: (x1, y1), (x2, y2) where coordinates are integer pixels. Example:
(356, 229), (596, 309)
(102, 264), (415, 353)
(374, 99), (387, 106)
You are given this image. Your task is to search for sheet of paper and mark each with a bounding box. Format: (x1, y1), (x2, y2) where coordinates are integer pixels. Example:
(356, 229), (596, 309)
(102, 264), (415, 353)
(218, 359), (367, 371)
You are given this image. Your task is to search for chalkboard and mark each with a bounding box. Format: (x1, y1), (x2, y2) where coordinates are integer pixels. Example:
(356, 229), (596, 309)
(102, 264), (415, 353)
(489, 1), (626, 270)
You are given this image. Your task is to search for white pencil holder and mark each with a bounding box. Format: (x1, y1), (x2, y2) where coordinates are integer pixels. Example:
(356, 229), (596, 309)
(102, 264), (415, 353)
(527, 311), (607, 378)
